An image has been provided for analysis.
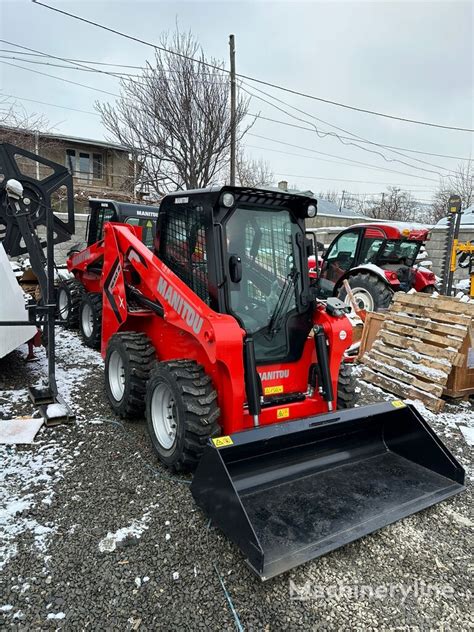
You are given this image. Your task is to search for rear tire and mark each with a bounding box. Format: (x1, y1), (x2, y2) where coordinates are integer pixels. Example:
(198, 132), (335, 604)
(146, 360), (220, 472)
(337, 363), (358, 409)
(105, 332), (155, 418)
(337, 272), (393, 312)
(421, 285), (435, 294)
(79, 292), (102, 348)
(57, 279), (84, 329)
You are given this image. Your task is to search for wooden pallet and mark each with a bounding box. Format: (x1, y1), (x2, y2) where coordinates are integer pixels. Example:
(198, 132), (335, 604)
(360, 293), (473, 412)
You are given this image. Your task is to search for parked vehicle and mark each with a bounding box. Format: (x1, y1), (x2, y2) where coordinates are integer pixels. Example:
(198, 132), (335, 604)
(309, 223), (437, 311)
(57, 199), (160, 347)
(94, 186), (463, 579)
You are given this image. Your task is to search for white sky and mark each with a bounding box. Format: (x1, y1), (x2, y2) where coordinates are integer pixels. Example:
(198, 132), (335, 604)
(0, 0), (473, 203)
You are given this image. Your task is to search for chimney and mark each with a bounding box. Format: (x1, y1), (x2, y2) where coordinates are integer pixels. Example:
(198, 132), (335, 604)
(278, 180), (288, 192)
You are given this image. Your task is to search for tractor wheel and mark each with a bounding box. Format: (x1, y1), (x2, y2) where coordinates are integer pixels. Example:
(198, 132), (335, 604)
(57, 279), (84, 328)
(105, 332), (155, 418)
(337, 273), (393, 312)
(421, 285), (435, 294)
(79, 292), (103, 349)
(337, 363), (358, 409)
(146, 360), (221, 472)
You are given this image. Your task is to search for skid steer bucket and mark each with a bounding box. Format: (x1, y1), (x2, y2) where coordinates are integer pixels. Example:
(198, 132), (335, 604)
(191, 401), (465, 580)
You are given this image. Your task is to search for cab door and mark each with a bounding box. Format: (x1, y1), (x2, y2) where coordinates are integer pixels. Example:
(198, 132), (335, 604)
(317, 229), (363, 297)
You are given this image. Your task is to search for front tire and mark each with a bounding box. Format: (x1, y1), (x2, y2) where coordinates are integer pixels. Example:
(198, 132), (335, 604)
(146, 360), (220, 472)
(79, 292), (102, 348)
(105, 332), (155, 418)
(337, 363), (358, 409)
(57, 279), (84, 328)
(337, 272), (393, 312)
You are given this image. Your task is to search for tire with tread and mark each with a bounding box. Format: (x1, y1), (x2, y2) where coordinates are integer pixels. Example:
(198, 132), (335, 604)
(57, 279), (84, 329)
(337, 272), (393, 312)
(105, 332), (155, 418)
(146, 360), (220, 472)
(79, 292), (103, 348)
(337, 362), (358, 409)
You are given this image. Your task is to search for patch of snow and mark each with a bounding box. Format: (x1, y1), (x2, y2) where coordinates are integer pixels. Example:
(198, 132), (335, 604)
(45, 403), (68, 419)
(1, 605), (13, 612)
(459, 425), (474, 447)
(47, 612), (65, 620)
(172, 571), (179, 580)
(98, 505), (158, 553)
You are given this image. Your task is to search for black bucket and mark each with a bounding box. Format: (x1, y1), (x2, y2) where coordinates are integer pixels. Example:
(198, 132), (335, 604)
(191, 401), (465, 580)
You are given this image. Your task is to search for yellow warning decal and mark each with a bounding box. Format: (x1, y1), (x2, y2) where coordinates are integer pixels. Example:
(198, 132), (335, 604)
(212, 436), (233, 448)
(391, 400), (406, 408)
(264, 385), (284, 396)
(277, 407), (290, 419)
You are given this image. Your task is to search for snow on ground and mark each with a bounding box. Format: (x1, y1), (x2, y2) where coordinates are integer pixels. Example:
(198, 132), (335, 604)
(98, 504), (159, 553)
(0, 440), (71, 570)
(0, 329), (102, 572)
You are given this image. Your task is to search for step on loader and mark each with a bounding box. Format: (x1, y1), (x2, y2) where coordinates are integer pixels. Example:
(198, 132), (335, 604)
(97, 186), (465, 579)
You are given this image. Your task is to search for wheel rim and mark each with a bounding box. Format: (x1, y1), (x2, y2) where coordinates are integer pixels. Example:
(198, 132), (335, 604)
(108, 350), (125, 401)
(81, 302), (94, 337)
(150, 382), (178, 451)
(58, 289), (69, 320)
(344, 287), (375, 311)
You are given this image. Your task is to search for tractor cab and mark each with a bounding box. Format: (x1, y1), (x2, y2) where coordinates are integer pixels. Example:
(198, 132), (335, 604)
(87, 199), (160, 249)
(312, 223), (436, 311)
(157, 187), (317, 364)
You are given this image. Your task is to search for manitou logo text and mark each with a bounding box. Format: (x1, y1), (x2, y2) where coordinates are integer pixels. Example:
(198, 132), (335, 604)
(258, 369), (289, 381)
(157, 277), (203, 335)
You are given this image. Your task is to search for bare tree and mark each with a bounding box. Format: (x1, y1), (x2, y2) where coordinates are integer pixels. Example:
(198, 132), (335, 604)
(317, 189), (339, 204)
(97, 30), (250, 196)
(431, 161), (474, 223)
(236, 149), (273, 187)
(365, 187), (417, 222)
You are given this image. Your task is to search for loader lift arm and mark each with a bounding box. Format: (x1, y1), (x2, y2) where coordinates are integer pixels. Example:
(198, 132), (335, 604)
(0, 143), (75, 424)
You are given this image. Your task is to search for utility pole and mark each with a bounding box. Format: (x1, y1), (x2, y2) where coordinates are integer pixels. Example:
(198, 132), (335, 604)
(339, 190), (346, 211)
(229, 34), (236, 186)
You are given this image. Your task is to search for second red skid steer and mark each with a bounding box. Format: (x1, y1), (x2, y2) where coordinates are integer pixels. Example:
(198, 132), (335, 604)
(97, 186), (464, 580)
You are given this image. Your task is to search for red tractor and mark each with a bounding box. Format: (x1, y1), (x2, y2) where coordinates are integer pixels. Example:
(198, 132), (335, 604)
(57, 198), (159, 347)
(308, 223), (437, 311)
(93, 186), (463, 580)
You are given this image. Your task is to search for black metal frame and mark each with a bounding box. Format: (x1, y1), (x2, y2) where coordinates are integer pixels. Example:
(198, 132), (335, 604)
(0, 143), (75, 425)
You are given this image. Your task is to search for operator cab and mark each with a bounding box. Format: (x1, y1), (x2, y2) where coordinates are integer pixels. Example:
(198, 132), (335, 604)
(157, 187), (316, 364)
(87, 199), (160, 249)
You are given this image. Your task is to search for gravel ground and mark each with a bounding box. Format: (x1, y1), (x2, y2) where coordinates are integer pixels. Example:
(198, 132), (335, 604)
(1, 329), (472, 631)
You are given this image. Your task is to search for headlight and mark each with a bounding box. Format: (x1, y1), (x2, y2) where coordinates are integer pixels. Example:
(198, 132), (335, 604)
(307, 204), (317, 218)
(222, 192), (235, 208)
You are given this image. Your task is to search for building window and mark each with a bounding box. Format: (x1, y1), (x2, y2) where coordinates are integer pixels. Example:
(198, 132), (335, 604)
(93, 153), (103, 179)
(66, 149), (76, 173)
(65, 149), (103, 181)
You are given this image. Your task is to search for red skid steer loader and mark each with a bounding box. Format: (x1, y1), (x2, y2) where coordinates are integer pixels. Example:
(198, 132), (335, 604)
(98, 186), (464, 580)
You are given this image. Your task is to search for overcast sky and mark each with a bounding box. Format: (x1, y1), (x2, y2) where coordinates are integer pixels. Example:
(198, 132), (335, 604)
(0, 0), (472, 202)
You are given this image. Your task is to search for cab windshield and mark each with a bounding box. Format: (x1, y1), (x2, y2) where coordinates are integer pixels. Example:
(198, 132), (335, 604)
(225, 206), (301, 335)
(377, 240), (421, 266)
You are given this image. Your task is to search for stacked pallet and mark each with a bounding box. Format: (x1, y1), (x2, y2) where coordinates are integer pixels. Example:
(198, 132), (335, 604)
(360, 293), (474, 412)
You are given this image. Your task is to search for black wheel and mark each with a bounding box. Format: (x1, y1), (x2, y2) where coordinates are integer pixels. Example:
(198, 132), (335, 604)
(337, 362), (358, 409)
(337, 272), (393, 312)
(105, 332), (155, 418)
(146, 360), (220, 472)
(79, 292), (103, 348)
(57, 279), (84, 328)
(421, 285), (435, 294)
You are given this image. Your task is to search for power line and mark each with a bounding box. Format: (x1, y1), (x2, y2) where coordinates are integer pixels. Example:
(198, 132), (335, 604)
(31, 0), (474, 133)
(274, 173), (439, 187)
(242, 84), (454, 179)
(5, 46), (472, 162)
(242, 81), (457, 175)
(0, 60), (123, 99)
(1, 92), (100, 116)
(246, 135), (439, 183)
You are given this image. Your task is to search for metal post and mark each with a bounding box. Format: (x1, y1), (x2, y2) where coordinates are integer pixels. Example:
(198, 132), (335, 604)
(339, 190), (346, 211)
(229, 34), (236, 186)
